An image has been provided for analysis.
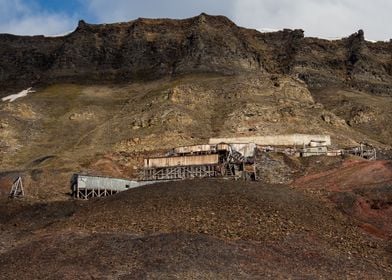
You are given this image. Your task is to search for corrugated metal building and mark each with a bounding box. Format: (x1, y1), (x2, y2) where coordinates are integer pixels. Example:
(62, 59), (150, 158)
(144, 154), (220, 168)
(71, 174), (159, 199)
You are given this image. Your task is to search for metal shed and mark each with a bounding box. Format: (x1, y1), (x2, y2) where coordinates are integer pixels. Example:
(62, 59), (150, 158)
(70, 174), (158, 199)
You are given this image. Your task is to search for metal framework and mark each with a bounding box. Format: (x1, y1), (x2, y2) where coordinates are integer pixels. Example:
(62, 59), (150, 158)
(71, 174), (134, 199)
(9, 177), (24, 198)
(74, 187), (120, 199)
(142, 164), (218, 181)
(344, 144), (377, 160)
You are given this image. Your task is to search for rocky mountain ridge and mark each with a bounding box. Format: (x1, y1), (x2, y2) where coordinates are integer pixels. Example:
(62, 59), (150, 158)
(0, 13), (391, 95)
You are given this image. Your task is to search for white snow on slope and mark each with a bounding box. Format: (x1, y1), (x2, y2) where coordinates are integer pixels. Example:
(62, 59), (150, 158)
(2, 88), (36, 102)
(44, 30), (73, 38)
(258, 28), (280, 33)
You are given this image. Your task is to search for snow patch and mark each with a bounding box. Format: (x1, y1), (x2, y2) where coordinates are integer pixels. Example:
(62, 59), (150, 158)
(2, 88), (36, 103)
(258, 28), (280, 33)
(44, 30), (73, 38)
(317, 36), (343, 41)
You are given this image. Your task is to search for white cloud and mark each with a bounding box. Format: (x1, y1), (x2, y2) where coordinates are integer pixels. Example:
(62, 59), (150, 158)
(0, 0), (390, 40)
(0, 0), (76, 35)
(232, 0), (392, 41)
(84, 0), (392, 41)
(1, 15), (75, 36)
(83, 0), (234, 23)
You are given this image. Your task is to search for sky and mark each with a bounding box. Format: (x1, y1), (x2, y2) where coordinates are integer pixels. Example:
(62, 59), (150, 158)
(0, 0), (391, 41)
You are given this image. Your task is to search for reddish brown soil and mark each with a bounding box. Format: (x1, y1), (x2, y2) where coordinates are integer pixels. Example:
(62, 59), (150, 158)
(294, 159), (392, 191)
(293, 159), (392, 240)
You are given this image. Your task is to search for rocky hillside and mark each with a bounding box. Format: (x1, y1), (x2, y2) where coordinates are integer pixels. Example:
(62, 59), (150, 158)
(1, 73), (391, 201)
(0, 13), (391, 95)
(1, 14), (392, 279)
(1, 179), (391, 278)
(1, 14), (392, 201)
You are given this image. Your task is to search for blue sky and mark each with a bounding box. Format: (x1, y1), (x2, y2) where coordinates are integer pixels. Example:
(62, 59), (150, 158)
(0, 0), (391, 41)
(31, 0), (82, 13)
(27, 0), (93, 22)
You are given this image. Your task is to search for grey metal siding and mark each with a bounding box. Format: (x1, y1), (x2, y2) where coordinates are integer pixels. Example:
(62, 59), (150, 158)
(76, 175), (157, 192)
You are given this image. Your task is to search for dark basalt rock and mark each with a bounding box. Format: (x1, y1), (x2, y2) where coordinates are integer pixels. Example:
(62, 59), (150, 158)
(0, 14), (391, 96)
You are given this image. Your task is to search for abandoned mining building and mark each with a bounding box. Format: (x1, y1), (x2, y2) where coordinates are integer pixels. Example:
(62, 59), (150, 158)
(70, 134), (376, 199)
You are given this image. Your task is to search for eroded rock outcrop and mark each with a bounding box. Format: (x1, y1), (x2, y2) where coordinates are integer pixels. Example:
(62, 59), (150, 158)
(0, 14), (391, 96)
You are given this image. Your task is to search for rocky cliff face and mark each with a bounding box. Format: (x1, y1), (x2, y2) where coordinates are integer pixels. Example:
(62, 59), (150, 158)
(0, 14), (263, 91)
(296, 31), (392, 94)
(0, 13), (391, 95)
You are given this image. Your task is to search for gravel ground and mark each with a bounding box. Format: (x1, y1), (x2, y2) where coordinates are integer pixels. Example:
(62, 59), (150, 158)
(0, 179), (391, 279)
